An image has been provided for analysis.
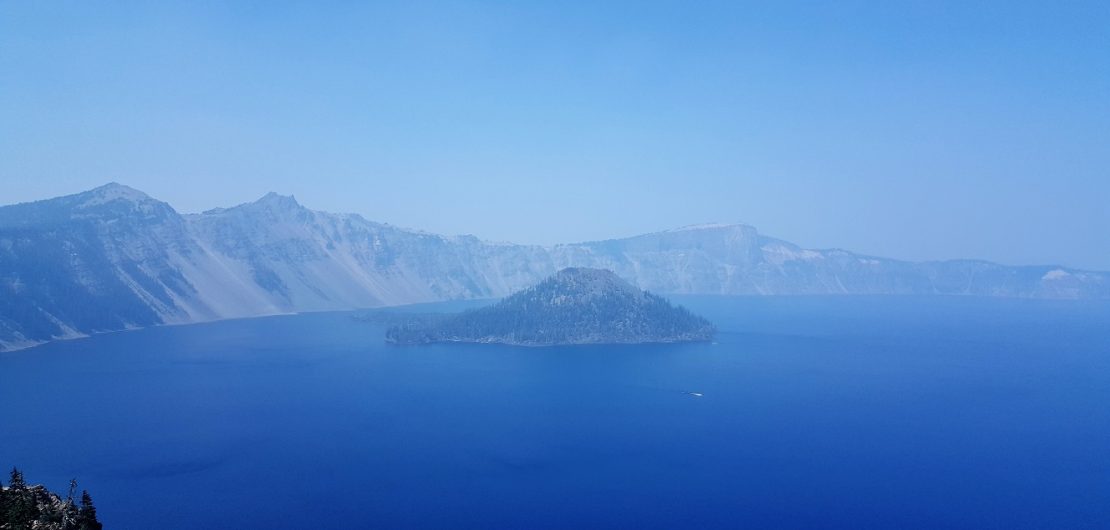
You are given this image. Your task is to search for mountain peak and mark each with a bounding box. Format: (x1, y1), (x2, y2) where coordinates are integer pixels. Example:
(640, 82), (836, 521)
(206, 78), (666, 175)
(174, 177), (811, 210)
(206, 192), (308, 220)
(81, 182), (154, 205)
(254, 192), (303, 210)
(542, 267), (642, 302)
(0, 182), (172, 229)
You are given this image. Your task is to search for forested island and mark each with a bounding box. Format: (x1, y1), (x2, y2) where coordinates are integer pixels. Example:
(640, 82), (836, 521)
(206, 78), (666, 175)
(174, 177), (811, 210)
(0, 468), (102, 530)
(386, 268), (715, 346)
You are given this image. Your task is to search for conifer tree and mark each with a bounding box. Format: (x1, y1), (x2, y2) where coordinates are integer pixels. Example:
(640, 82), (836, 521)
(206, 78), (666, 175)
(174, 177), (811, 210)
(77, 490), (103, 530)
(8, 468), (24, 489)
(0, 472), (7, 525)
(6, 467), (37, 530)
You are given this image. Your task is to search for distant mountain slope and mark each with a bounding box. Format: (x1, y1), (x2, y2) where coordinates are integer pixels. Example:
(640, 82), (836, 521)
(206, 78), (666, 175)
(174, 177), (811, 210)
(1, 183), (1107, 351)
(386, 267), (715, 345)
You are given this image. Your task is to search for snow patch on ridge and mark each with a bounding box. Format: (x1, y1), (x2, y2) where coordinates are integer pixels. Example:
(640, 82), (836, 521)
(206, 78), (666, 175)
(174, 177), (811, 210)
(762, 243), (824, 264)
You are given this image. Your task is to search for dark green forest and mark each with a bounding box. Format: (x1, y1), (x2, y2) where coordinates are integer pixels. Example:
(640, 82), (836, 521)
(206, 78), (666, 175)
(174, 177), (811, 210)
(387, 268), (716, 346)
(0, 468), (102, 530)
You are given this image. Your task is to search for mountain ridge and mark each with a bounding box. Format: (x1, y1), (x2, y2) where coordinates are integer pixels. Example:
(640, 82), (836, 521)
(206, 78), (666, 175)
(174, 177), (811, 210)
(1, 184), (1107, 351)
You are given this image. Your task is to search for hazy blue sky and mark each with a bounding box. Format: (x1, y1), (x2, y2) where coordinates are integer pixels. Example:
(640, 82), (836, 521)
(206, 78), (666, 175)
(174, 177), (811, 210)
(2, 1), (1108, 268)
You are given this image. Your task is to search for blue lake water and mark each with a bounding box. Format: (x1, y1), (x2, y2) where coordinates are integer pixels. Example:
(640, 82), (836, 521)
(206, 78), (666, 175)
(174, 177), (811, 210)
(2, 296), (1109, 529)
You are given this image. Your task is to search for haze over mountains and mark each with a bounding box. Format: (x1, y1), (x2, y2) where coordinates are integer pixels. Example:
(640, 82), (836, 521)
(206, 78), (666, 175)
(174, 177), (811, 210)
(1, 183), (1107, 351)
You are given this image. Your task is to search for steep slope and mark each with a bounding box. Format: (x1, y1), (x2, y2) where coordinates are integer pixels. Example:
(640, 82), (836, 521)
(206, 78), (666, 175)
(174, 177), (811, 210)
(1, 184), (1107, 351)
(185, 192), (553, 309)
(385, 268), (716, 345)
(0, 184), (201, 348)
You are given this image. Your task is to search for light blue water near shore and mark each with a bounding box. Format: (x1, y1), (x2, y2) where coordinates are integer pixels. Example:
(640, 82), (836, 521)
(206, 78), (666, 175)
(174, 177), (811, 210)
(2, 296), (1109, 529)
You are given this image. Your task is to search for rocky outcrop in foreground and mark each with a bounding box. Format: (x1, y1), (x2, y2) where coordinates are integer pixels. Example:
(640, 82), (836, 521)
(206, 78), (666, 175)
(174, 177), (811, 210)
(0, 468), (102, 530)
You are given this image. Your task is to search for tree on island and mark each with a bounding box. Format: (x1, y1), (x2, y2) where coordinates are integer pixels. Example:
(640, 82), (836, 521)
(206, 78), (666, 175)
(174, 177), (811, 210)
(386, 268), (716, 346)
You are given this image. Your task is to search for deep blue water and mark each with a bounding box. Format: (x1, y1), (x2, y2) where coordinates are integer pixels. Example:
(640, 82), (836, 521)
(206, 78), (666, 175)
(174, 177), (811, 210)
(2, 296), (1109, 529)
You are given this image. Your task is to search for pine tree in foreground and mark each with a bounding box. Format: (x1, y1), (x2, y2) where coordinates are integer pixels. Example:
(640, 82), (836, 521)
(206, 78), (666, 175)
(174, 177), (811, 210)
(76, 490), (103, 530)
(5, 467), (37, 530)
